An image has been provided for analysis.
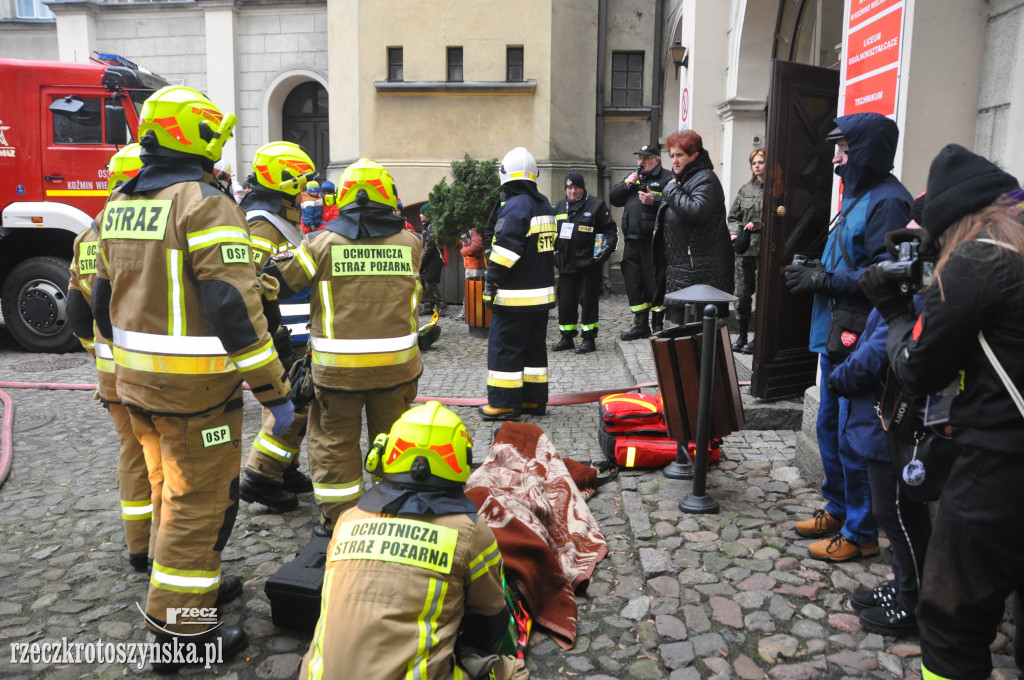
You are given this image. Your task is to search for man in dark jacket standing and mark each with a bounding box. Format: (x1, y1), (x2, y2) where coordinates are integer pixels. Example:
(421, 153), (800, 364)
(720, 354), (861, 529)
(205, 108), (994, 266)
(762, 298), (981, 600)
(552, 172), (618, 354)
(784, 112), (912, 562)
(418, 202), (444, 315)
(610, 143), (674, 339)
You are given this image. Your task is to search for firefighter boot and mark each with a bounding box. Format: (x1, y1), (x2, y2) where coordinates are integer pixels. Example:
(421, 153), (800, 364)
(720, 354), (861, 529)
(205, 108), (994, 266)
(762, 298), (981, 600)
(239, 469), (299, 511)
(620, 311), (651, 341)
(651, 310), (665, 333)
(732, 320), (749, 352)
(551, 333), (575, 352)
(151, 626), (248, 674)
(215, 574), (243, 607)
(128, 552), (149, 573)
(479, 404), (521, 421)
(575, 336), (597, 354)
(282, 463), (313, 494)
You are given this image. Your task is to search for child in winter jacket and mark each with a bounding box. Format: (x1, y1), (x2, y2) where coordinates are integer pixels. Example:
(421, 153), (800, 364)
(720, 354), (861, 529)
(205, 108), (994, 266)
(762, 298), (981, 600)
(300, 181), (324, 232)
(320, 181), (338, 225)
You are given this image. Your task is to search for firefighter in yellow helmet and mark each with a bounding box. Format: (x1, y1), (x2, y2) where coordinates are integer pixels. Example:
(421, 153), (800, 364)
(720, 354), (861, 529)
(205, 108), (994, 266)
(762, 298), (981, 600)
(299, 401), (527, 680)
(90, 85), (292, 670)
(66, 143), (152, 574)
(238, 141), (317, 511)
(263, 158), (422, 536)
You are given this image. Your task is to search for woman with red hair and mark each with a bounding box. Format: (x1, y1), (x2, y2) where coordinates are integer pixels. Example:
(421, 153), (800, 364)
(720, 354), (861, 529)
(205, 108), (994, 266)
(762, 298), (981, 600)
(653, 129), (734, 317)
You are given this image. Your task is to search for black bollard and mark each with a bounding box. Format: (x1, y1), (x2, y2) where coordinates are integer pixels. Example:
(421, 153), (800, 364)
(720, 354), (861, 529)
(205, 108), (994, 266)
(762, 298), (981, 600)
(679, 304), (720, 514)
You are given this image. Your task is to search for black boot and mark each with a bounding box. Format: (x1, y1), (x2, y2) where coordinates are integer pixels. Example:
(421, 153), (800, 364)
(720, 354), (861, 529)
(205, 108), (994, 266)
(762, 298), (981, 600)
(282, 464), (313, 494)
(215, 574), (243, 607)
(620, 311), (651, 341)
(741, 338), (754, 355)
(575, 337), (596, 354)
(551, 334), (575, 352)
(151, 626), (249, 673)
(128, 552), (149, 573)
(651, 311), (665, 333)
(731, 321), (749, 351)
(239, 469), (298, 511)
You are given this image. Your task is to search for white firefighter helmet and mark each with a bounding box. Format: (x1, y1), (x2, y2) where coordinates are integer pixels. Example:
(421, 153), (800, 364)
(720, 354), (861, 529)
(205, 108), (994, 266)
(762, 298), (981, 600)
(499, 146), (538, 186)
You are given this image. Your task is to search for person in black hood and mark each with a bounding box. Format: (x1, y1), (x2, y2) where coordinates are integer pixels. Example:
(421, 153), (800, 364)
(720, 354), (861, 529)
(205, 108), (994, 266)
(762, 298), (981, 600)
(652, 129), (734, 313)
(785, 112), (912, 563)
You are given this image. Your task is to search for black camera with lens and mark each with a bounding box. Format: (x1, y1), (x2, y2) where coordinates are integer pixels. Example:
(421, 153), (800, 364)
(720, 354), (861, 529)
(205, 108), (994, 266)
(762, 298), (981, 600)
(876, 238), (933, 295)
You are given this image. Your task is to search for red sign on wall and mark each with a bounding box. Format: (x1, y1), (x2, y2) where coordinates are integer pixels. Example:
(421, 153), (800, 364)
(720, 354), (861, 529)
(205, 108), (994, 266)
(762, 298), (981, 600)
(845, 6), (903, 82)
(843, 67), (899, 117)
(848, 0), (902, 31)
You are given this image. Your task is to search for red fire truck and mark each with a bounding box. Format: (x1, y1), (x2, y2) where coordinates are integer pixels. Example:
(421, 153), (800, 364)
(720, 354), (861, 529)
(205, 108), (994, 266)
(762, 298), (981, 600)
(0, 53), (168, 352)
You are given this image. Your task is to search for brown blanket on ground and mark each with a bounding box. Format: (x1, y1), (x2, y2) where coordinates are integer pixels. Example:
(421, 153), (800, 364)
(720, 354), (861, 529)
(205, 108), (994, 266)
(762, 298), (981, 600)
(465, 422), (607, 650)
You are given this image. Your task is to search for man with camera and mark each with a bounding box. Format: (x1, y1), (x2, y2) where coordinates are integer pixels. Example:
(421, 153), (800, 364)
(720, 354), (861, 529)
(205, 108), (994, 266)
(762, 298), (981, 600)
(610, 143), (674, 340)
(783, 112), (912, 562)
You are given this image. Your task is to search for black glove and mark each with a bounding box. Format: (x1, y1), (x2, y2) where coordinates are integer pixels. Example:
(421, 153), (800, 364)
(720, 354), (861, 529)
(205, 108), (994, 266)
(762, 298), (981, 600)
(784, 260), (830, 295)
(594, 245), (612, 265)
(287, 352), (314, 411)
(859, 264), (914, 323)
(483, 277), (498, 309)
(826, 374), (852, 399)
(884, 227), (934, 258)
(273, 326), (296, 375)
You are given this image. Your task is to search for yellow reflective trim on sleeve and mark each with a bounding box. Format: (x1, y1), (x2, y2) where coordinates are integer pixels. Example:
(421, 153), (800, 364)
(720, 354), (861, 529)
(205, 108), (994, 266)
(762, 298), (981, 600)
(489, 244), (519, 268)
(328, 518), (458, 574)
(320, 281), (333, 339)
(296, 244), (317, 279)
(100, 199), (173, 240)
(250, 235), (277, 254)
(167, 249), (186, 336)
(186, 226), (250, 252)
(112, 347), (234, 375)
(232, 339), (277, 372)
(407, 577), (447, 680)
(306, 568), (332, 680)
(311, 346), (418, 368)
(468, 540), (502, 581)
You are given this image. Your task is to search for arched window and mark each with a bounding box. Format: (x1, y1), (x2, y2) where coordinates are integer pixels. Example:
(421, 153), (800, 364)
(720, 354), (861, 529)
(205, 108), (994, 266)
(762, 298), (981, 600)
(773, 0), (844, 69)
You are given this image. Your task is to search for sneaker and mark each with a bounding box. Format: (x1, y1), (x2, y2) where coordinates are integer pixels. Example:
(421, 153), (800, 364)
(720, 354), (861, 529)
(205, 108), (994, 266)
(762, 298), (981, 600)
(809, 534), (880, 562)
(859, 600), (918, 637)
(794, 509), (844, 538)
(551, 335), (575, 352)
(851, 580), (896, 613)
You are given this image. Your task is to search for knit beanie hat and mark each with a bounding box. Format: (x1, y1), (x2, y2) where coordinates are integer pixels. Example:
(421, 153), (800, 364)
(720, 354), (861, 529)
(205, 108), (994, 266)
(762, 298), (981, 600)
(565, 172), (586, 191)
(922, 144), (1019, 239)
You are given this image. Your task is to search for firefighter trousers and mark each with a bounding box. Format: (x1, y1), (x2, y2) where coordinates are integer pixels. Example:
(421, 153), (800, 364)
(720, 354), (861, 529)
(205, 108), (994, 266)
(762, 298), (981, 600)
(621, 238), (657, 312)
(129, 388), (243, 635)
(244, 404), (310, 484)
(108, 401), (152, 558)
(308, 381), (418, 529)
(487, 309), (549, 409)
(556, 269), (601, 339)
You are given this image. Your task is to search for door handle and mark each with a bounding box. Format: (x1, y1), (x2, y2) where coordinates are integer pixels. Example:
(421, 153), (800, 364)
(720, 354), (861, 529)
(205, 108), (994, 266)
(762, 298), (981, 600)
(775, 206), (786, 217)
(45, 175), (65, 181)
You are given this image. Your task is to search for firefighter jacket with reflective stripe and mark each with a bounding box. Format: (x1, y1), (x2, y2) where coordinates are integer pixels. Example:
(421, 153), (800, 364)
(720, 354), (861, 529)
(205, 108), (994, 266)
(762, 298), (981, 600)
(553, 194), (618, 273)
(93, 174), (290, 414)
(268, 227), (423, 392)
(69, 227), (118, 401)
(247, 206), (303, 271)
(302, 505), (507, 680)
(486, 193), (557, 312)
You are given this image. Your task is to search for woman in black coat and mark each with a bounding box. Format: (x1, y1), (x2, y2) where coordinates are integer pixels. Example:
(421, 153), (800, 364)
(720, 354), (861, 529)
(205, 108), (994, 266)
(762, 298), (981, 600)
(652, 129), (734, 320)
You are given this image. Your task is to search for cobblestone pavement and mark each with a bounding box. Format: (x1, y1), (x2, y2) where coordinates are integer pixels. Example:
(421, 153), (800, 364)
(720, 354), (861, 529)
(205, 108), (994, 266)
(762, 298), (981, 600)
(0, 294), (1019, 679)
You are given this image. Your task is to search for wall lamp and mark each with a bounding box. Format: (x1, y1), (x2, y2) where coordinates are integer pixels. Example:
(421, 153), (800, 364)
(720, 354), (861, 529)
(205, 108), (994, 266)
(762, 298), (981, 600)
(669, 40), (689, 79)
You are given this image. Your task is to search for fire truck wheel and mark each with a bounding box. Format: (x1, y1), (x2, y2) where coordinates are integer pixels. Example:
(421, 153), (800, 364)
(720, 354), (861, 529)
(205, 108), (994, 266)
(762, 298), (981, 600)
(1, 256), (79, 354)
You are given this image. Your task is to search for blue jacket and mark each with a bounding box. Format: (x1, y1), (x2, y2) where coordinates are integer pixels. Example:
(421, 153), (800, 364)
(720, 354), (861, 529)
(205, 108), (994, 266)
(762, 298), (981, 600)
(809, 113), (912, 353)
(829, 308), (889, 461)
(486, 184), (557, 312)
